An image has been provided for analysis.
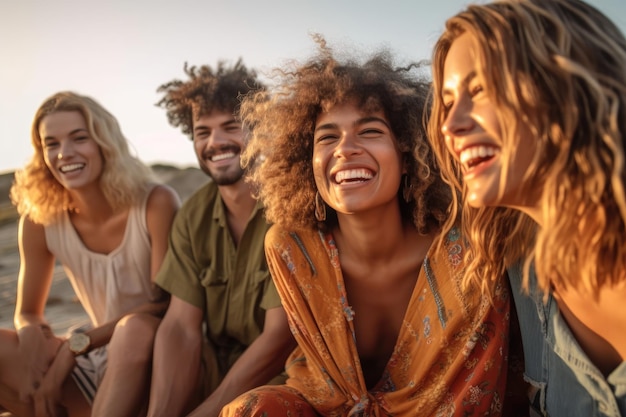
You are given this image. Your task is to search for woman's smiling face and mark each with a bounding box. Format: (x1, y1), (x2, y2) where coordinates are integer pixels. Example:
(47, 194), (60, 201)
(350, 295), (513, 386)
(440, 32), (538, 210)
(40, 110), (104, 192)
(312, 100), (403, 217)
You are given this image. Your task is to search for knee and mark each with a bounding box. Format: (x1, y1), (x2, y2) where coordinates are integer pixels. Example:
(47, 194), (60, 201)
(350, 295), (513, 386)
(0, 329), (19, 354)
(0, 330), (22, 384)
(109, 313), (160, 359)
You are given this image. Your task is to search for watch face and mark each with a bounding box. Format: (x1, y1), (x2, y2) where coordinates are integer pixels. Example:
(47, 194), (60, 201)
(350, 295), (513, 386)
(69, 333), (90, 355)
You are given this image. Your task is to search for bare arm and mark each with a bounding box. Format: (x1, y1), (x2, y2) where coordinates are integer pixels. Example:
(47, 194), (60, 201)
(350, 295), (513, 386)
(15, 216), (56, 330)
(147, 295), (205, 417)
(187, 306), (296, 417)
(13, 216), (63, 401)
(146, 184), (181, 284)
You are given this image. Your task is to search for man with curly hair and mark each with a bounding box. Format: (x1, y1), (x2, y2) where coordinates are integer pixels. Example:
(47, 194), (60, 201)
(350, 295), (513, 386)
(146, 60), (295, 417)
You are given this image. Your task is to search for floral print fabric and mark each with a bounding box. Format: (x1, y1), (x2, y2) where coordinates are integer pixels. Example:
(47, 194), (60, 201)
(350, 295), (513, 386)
(221, 224), (515, 416)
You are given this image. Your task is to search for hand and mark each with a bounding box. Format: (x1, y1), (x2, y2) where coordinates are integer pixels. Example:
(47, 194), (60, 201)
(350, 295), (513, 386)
(32, 342), (76, 417)
(32, 376), (63, 417)
(17, 325), (63, 402)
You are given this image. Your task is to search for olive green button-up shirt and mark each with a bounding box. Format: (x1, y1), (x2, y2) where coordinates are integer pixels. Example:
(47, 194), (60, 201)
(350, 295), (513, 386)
(156, 181), (280, 370)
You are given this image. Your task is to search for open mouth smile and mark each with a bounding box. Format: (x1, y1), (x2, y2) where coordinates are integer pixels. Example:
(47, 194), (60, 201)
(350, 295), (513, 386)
(459, 145), (498, 171)
(59, 163), (85, 173)
(210, 151), (237, 162)
(333, 168), (374, 184)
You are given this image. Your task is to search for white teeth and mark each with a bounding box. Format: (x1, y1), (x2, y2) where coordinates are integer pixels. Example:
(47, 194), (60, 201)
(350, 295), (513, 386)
(459, 146), (497, 166)
(211, 152), (236, 162)
(335, 169), (373, 183)
(60, 163), (84, 173)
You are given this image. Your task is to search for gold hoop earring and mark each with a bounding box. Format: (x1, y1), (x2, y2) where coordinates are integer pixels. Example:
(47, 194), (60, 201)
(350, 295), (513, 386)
(315, 191), (326, 222)
(402, 175), (413, 203)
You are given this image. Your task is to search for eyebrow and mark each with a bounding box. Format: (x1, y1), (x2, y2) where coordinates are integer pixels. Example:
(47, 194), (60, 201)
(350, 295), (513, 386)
(193, 118), (240, 133)
(314, 116), (391, 133)
(442, 70), (477, 96)
(42, 128), (88, 142)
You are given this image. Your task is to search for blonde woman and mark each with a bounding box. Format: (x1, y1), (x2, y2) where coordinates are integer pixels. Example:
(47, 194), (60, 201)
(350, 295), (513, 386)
(428, 0), (626, 415)
(0, 91), (179, 417)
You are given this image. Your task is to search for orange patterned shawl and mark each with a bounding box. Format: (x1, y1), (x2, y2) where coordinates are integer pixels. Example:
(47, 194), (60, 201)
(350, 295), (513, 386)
(223, 223), (513, 416)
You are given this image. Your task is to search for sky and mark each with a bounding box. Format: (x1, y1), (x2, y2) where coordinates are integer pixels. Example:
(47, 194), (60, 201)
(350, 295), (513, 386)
(1, 0), (624, 175)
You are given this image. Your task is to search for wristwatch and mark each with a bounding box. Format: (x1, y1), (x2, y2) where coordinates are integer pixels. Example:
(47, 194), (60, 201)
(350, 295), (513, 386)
(67, 332), (91, 356)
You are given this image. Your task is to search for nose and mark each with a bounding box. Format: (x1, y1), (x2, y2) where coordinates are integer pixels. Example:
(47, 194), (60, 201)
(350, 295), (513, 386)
(195, 130), (219, 155)
(441, 97), (474, 140)
(333, 132), (361, 158)
(205, 129), (230, 151)
(57, 140), (75, 160)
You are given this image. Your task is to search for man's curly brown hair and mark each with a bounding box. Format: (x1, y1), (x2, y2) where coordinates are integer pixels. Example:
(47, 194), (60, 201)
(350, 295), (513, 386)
(156, 59), (265, 139)
(240, 35), (451, 233)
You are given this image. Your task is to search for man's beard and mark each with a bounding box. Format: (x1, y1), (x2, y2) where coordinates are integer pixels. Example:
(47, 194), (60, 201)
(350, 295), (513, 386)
(200, 164), (244, 186)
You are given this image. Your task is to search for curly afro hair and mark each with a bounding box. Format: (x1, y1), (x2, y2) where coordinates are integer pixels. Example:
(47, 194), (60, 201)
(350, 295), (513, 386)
(156, 59), (266, 139)
(241, 35), (451, 233)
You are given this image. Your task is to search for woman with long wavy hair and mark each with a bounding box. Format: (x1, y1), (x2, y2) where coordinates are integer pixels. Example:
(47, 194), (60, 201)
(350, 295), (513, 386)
(428, 1), (626, 415)
(0, 91), (179, 417)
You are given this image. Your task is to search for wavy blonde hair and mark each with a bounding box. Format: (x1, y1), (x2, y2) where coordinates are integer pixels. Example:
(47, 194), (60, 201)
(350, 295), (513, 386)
(428, 0), (626, 296)
(11, 91), (156, 225)
(241, 35), (451, 234)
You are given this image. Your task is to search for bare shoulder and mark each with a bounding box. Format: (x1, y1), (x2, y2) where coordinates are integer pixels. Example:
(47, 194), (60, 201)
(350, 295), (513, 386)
(145, 184), (181, 231)
(18, 215), (52, 259)
(19, 215), (46, 242)
(147, 184), (181, 210)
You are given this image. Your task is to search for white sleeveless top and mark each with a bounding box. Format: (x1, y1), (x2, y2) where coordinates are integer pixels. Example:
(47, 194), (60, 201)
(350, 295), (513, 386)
(45, 187), (161, 327)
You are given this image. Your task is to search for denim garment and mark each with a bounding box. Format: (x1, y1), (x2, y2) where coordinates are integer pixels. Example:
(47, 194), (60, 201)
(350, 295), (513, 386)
(508, 263), (626, 417)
